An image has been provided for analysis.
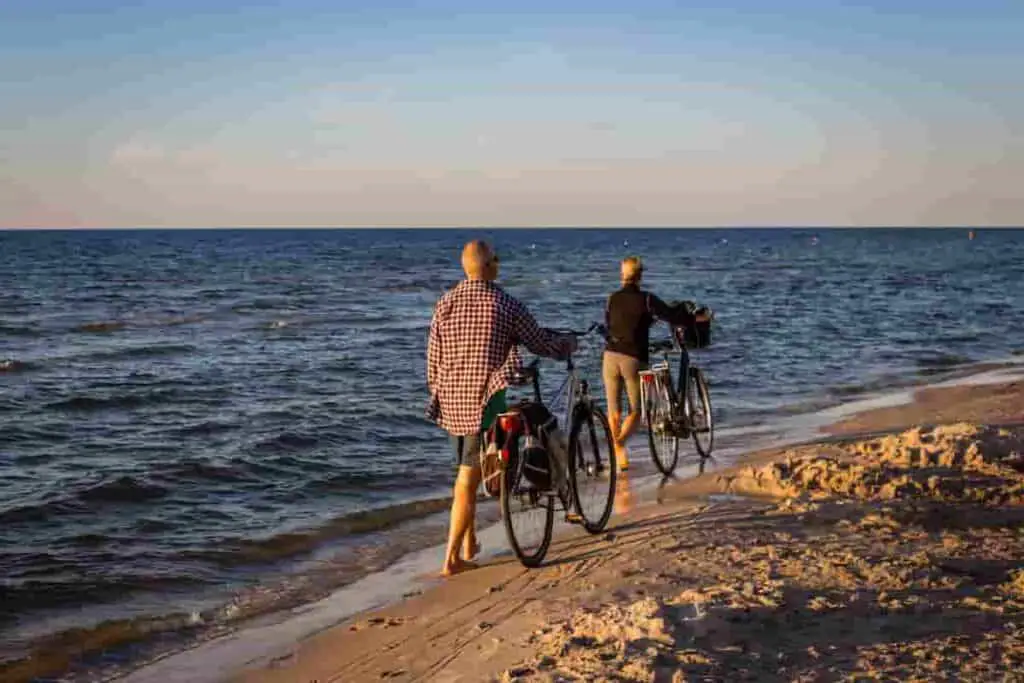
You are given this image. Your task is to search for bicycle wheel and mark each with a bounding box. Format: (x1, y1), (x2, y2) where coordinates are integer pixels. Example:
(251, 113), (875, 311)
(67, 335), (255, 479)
(688, 367), (714, 470)
(569, 405), (617, 534)
(500, 438), (554, 568)
(645, 374), (679, 476)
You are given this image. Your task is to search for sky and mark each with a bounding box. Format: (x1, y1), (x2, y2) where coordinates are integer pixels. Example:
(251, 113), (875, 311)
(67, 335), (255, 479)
(1, 0), (1022, 228)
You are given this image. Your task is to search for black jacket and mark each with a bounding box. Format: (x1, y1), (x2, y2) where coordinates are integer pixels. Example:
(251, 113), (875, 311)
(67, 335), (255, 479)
(604, 284), (697, 364)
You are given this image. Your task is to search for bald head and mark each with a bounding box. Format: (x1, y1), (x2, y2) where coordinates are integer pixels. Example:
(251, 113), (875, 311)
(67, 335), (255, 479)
(461, 240), (499, 281)
(621, 256), (643, 284)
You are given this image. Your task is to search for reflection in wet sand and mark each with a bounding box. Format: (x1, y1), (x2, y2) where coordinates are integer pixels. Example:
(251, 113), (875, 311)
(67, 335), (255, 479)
(614, 472), (633, 515)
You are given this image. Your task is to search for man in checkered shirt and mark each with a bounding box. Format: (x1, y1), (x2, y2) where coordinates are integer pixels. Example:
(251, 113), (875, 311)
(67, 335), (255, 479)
(427, 240), (576, 577)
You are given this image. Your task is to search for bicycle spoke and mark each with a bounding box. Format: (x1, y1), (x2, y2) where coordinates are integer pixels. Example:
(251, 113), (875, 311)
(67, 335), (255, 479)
(570, 407), (616, 533)
(501, 442), (554, 567)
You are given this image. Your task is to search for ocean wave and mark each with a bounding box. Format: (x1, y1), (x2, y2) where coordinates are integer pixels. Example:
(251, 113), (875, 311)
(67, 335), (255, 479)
(301, 469), (418, 495)
(828, 378), (907, 399)
(155, 458), (253, 483)
(915, 352), (973, 368)
(914, 353), (974, 376)
(0, 603), (204, 682)
(1, 344), (196, 375)
(84, 342), (197, 362)
(170, 420), (241, 437)
(0, 497), (86, 525)
(75, 320), (128, 333)
(249, 431), (321, 455)
(46, 388), (182, 412)
(0, 476), (167, 525)
(192, 496), (452, 567)
(230, 297), (292, 312)
(322, 357), (360, 374)
(0, 423), (70, 448)
(159, 314), (208, 326)
(77, 475), (169, 504)
(0, 323), (39, 337)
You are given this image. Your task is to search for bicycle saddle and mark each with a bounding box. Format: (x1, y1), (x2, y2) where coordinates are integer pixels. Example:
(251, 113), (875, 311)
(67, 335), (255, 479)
(649, 340), (674, 353)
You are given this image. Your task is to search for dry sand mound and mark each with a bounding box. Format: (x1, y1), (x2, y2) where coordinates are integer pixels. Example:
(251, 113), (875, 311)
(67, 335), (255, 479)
(499, 424), (1024, 682)
(720, 423), (1024, 506)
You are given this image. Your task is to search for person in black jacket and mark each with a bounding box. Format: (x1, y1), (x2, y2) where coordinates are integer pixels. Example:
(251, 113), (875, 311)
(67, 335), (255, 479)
(602, 256), (707, 470)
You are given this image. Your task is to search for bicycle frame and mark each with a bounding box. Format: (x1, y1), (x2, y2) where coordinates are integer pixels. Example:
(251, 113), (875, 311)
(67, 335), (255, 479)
(639, 335), (692, 424)
(549, 357), (588, 430)
(519, 337), (595, 430)
(504, 327), (600, 502)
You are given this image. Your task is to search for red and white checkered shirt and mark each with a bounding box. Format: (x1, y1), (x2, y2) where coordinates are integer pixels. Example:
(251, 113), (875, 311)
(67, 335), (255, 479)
(426, 279), (570, 436)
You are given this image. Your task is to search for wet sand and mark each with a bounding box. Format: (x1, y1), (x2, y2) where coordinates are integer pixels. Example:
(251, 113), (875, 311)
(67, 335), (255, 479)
(233, 380), (1024, 682)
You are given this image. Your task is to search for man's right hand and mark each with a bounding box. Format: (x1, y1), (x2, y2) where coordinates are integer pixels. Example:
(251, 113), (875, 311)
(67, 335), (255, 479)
(562, 334), (579, 357)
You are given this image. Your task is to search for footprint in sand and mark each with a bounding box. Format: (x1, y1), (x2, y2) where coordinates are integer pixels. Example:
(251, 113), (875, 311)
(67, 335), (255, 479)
(350, 616), (408, 631)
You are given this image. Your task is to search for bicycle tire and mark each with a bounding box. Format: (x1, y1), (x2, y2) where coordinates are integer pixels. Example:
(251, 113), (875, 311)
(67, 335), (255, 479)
(500, 439), (554, 568)
(646, 375), (679, 476)
(689, 367), (714, 469)
(569, 405), (617, 534)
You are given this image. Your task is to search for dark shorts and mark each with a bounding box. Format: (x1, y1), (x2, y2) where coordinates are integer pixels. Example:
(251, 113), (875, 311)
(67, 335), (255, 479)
(451, 432), (483, 469)
(448, 389), (508, 469)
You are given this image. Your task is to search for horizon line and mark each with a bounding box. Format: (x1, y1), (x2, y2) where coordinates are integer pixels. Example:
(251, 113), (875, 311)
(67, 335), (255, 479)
(1, 225), (1019, 232)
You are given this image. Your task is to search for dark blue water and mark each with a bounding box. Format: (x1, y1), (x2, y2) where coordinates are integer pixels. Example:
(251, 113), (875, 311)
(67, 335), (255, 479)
(1, 227), (1022, 676)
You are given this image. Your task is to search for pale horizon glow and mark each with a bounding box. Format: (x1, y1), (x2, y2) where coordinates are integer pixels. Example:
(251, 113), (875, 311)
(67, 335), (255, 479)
(2, 1), (1022, 228)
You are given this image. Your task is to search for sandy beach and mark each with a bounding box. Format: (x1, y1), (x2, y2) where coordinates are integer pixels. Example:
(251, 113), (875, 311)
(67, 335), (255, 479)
(230, 379), (1024, 683)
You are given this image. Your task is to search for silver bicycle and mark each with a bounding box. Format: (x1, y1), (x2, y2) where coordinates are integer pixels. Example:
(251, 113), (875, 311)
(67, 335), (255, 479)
(495, 323), (618, 568)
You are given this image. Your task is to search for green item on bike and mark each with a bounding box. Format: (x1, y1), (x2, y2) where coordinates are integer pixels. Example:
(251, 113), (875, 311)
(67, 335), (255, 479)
(480, 389), (507, 431)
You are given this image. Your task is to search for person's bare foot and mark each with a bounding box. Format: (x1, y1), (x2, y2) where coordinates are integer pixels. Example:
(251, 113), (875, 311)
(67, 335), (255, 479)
(615, 442), (630, 470)
(462, 539), (481, 562)
(440, 558), (479, 577)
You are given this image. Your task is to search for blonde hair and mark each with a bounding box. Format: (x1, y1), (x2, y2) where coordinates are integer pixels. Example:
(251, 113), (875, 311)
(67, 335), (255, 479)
(620, 256), (643, 284)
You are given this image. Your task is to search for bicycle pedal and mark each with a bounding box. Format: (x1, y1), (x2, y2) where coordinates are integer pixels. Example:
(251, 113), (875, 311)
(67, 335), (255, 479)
(565, 512), (584, 524)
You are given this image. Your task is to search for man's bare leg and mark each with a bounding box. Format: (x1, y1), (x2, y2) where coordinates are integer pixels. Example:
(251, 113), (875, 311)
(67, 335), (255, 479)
(461, 467), (481, 561)
(442, 464), (481, 576)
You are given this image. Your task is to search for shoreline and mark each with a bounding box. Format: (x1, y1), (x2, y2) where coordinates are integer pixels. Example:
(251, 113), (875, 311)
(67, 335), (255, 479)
(3, 361), (1022, 682)
(129, 368), (1024, 683)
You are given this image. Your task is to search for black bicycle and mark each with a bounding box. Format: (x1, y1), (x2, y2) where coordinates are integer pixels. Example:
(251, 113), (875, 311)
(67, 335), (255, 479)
(494, 324), (617, 568)
(639, 311), (715, 476)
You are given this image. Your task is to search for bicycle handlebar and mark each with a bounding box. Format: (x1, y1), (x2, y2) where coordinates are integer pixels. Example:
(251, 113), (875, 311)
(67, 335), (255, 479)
(649, 340), (675, 353)
(550, 322), (606, 338)
(510, 323), (606, 387)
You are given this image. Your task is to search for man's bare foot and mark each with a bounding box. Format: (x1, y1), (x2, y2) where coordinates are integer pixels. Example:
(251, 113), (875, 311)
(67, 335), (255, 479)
(462, 539), (481, 562)
(440, 558), (479, 577)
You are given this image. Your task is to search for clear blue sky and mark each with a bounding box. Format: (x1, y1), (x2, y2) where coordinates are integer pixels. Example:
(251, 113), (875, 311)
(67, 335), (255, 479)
(2, 0), (1021, 227)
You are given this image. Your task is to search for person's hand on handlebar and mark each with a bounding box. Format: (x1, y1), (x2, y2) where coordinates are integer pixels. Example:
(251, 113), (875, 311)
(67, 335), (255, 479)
(561, 333), (579, 357)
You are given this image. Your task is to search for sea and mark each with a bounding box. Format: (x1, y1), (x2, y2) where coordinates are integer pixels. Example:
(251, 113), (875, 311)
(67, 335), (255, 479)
(1, 227), (1022, 681)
